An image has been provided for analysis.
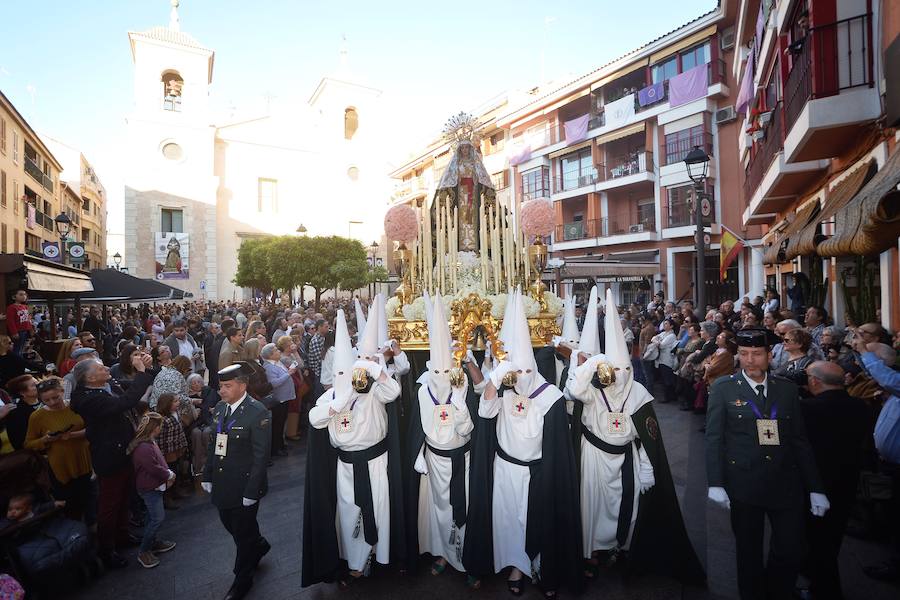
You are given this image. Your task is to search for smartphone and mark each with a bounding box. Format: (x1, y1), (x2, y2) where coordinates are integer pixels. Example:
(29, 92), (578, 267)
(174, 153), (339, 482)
(290, 361), (299, 370)
(145, 340), (151, 349)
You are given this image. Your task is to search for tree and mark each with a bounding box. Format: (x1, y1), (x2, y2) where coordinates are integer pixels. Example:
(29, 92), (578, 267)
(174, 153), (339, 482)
(303, 236), (366, 308)
(233, 237), (275, 294)
(331, 257), (369, 297)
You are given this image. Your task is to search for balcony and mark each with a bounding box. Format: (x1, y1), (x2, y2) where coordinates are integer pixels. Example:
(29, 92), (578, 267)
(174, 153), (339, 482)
(744, 102), (784, 201)
(554, 168), (600, 193)
(523, 187), (552, 202)
(667, 196), (714, 229)
(393, 176), (427, 200)
(556, 219), (599, 242)
(552, 210), (657, 250)
(606, 151), (653, 180)
(663, 131), (713, 166)
(783, 13), (879, 162)
(24, 158), (53, 193)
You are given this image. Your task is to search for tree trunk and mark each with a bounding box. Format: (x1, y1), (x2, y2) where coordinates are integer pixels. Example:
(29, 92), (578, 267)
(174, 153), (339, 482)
(314, 288), (322, 310)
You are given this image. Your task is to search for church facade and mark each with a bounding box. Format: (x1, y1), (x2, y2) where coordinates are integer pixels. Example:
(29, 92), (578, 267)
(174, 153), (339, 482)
(123, 5), (389, 300)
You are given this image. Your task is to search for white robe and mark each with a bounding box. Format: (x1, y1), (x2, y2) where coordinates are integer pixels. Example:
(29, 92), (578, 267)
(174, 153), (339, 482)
(308, 377), (401, 571)
(414, 381), (474, 571)
(565, 360), (653, 555)
(478, 383), (560, 576)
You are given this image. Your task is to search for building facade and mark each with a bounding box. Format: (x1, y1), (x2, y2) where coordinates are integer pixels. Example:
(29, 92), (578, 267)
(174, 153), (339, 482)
(0, 91), (67, 264)
(123, 6), (390, 300)
(738, 0), (900, 332)
(390, 2), (761, 309)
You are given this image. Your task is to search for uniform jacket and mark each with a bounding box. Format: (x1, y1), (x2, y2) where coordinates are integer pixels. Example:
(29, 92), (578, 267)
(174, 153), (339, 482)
(202, 395), (271, 509)
(705, 373), (824, 509)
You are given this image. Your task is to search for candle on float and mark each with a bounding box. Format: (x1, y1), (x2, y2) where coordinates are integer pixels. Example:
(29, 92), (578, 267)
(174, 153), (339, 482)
(479, 201), (488, 292)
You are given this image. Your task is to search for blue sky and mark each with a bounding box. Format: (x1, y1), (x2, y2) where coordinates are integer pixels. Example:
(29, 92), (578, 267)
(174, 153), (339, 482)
(0, 0), (716, 252)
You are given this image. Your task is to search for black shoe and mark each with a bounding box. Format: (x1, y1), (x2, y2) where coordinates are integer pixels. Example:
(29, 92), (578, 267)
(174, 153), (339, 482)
(254, 539), (271, 567)
(101, 550), (128, 569)
(223, 582), (251, 600)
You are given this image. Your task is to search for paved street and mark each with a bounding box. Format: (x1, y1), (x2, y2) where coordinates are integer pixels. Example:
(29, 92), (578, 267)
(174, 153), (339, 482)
(70, 397), (896, 600)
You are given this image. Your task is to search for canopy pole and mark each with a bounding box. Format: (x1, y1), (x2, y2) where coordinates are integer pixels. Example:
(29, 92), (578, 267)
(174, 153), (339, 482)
(74, 297), (82, 333)
(48, 300), (57, 340)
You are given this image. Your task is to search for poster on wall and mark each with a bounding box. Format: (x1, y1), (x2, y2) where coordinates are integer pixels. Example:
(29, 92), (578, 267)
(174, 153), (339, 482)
(155, 232), (189, 280)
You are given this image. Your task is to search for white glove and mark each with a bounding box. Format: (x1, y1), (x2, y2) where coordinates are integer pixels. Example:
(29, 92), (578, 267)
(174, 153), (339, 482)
(166, 469), (176, 481)
(242, 497), (257, 507)
(414, 450), (428, 474)
(464, 349), (477, 365)
(489, 361), (515, 389)
(707, 486), (731, 509)
(809, 492), (830, 517)
(355, 360), (383, 380)
(551, 335), (563, 347)
(201, 482), (212, 494)
(637, 446), (655, 494)
(450, 386), (469, 411)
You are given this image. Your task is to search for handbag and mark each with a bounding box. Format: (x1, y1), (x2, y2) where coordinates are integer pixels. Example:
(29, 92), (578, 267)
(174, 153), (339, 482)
(642, 342), (659, 362)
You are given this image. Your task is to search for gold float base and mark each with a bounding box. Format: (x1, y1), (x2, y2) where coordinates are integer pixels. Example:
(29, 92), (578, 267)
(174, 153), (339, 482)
(388, 314), (560, 351)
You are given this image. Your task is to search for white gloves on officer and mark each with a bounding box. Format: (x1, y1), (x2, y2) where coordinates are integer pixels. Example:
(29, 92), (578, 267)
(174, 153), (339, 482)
(809, 492), (830, 517)
(242, 497), (257, 507)
(201, 482), (212, 494)
(707, 486), (731, 509)
(489, 361), (516, 389)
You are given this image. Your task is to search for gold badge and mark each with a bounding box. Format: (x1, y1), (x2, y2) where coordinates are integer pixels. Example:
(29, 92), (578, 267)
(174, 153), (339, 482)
(756, 419), (780, 445)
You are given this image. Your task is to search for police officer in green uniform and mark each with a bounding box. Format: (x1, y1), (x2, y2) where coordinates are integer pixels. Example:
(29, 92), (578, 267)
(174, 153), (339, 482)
(202, 362), (272, 600)
(705, 328), (830, 600)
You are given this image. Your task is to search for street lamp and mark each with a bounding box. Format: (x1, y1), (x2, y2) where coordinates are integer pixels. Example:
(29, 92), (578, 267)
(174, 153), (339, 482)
(54, 213), (71, 265)
(684, 146), (711, 316)
(113, 252), (122, 271)
(368, 240), (379, 299)
(296, 224), (307, 235)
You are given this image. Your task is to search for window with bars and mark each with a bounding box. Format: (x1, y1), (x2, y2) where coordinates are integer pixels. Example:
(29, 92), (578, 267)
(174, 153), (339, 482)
(664, 125), (706, 165)
(521, 167), (550, 201)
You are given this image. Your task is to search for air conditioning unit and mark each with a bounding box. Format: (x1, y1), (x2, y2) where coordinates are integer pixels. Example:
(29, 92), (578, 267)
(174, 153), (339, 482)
(629, 223), (645, 233)
(720, 27), (736, 51)
(715, 105), (737, 124)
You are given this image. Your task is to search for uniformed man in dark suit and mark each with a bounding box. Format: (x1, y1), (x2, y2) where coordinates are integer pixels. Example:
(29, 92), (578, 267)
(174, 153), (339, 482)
(202, 362), (272, 600)
(705, 328), (830, 600)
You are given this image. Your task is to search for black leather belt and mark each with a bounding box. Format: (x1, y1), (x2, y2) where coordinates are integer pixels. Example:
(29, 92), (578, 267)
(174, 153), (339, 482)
(337, 437), (388, 546)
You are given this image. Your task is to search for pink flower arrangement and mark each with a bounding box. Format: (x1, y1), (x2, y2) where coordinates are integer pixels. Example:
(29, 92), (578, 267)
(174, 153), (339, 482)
(520, 200), (554, 237)
(384, 204), (419, 243)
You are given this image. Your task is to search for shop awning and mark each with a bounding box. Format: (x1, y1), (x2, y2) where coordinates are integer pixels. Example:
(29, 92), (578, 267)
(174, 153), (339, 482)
(542, 261), (658, 280)
(819, 149), (900, 257)
(25, 261), (93, 293)
(28, 269), (186, 304)
(763, 199), (819, 265)
(595, 122), (645, 146)
(590, 58), (649, 91)
(787, 159), (877, 260)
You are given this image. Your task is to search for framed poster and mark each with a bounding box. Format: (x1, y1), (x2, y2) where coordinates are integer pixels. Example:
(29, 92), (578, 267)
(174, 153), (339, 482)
(155, 232), (189, 279)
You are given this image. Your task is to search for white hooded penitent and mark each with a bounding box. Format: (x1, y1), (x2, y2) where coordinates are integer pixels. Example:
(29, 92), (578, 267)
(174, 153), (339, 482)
(358, 294), (383, 362)
(332, 308), (356, 401)
(354, 298), (367, 342)
(559, 295), (581, 348)
(426, 291), (454, 398)
(579, 286), (601, 357)
(604, 287), (634, 400)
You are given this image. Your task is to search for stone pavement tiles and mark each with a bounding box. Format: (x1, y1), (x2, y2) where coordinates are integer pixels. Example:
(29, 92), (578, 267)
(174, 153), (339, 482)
(68, 396), (896, 600)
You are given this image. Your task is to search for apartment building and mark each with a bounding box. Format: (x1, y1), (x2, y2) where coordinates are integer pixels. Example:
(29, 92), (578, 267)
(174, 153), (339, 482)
(0, 90), (65, 261)
(43, 136), (108, 270)
(738, 0), (900, 331)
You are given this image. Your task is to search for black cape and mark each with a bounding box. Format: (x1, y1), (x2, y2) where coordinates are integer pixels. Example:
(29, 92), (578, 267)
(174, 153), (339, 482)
(300, 397), (407, 587)
(570, 395), (706, 585)
(404, 378), (481, 571)
(462, 393), (584, 592)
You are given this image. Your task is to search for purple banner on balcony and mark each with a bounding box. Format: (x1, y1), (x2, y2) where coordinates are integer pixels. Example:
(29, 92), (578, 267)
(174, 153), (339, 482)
(736, 52), (756, 115)
(508, 144), (532, 167)
(638, 81), (665, 107)
(563, 114), (590, 144)
(755, 2), (766, 57)
(668, 63), (708, 108)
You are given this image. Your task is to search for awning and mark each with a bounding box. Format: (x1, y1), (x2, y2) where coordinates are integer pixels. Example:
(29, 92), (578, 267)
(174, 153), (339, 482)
(542, 261), (658, 280)
(26, 261), (93, 293)
(28, 269), (186, 304)
(595, 122), (645, 146)
(590, 58), (649, 91)
(649, 25), (717, 64)
(549, 140), (592, 159)
(819, 148), (900, 257)
(763, 199), (819, 265)
(787, 159), (877, 259)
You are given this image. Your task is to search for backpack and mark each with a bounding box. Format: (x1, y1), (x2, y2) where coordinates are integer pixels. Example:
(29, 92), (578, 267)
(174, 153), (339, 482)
(245, 360), (275, 407)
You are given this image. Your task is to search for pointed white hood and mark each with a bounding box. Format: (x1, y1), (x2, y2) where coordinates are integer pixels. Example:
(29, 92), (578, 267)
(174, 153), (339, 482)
(376, 293), (390, 348)
(354, 299), (367, 342)
(560, 296), (580, 347)
(426, 292), (454, 397)
(507, 289), (543, 396)
(358, 294), (383, 361)
(604, 287), (634, 399)
(497, 286), (518, 351)
(332, 309), (356, 400)
(422, 289), (434, 331)
(579, 286), (601, 357)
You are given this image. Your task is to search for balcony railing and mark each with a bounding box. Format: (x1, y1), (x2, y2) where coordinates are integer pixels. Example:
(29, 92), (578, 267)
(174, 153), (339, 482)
(24, 158), (53, 192)
(523, 187), (552, 202)
(554, 212), (657, 242)
(555, 167), (600, 193)
(606, 151), (653, 180)
(743, 102), (784, 200)
(663, 131), (713, 166)
(556, 219), (598, 241)
(667, 195), (714, 228)
(784, 13), (873, 134)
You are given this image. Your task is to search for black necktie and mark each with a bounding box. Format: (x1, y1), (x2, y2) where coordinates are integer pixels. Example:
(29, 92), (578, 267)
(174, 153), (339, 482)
(756, 384), (769, 416)
(224, 404), (232, 421)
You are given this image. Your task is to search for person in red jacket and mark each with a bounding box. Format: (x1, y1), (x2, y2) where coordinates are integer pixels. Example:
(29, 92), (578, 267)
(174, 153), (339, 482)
(128, 412), (177, 568)
(6, 290), (34, 356)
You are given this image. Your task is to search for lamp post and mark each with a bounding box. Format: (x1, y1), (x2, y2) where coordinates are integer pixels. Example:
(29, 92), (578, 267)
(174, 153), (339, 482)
(113, 252), (122, 271)
(54, 213), (71, 266)
(368, 241), (379, 299)
(684, 146), (710, 316)
(296, 224), (307, 235)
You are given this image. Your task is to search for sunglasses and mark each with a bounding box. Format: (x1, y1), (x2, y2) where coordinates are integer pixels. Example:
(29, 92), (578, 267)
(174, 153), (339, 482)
(36, 379), (62, 392)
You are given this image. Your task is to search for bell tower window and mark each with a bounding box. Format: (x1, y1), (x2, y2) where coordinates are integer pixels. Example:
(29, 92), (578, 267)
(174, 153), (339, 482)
(344, 107), (358, 140)
(162, 71), (184, 112)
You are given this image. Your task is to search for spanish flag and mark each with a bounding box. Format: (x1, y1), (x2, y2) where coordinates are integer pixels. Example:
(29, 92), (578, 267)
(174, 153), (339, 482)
(720, 228), (744, 281)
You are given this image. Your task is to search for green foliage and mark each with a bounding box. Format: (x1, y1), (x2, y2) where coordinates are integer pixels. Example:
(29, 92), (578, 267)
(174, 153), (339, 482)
(233, 234), (369, 307)
(368, 265), (389, 284)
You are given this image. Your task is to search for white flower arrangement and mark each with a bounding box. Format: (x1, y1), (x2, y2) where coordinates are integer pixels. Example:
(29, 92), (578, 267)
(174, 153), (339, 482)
(490, 293), (508, 319)
(401, 296), (427, 322)
(543, 291), (564, 317)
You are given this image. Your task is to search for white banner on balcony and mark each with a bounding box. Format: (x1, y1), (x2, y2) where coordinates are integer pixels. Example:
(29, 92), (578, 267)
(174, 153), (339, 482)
(604, 93), (635, 131)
